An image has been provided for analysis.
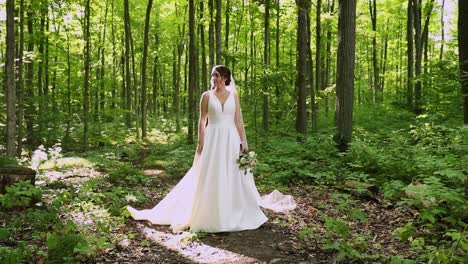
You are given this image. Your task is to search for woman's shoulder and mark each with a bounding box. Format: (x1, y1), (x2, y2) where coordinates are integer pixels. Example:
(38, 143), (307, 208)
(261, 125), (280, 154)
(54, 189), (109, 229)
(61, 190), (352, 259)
(201, 90), (211, 98)
(200, 90), (211, 103)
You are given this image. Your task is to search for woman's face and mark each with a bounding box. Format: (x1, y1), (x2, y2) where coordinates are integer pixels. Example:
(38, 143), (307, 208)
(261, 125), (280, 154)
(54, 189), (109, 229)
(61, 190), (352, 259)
(211, 69), (225, 88)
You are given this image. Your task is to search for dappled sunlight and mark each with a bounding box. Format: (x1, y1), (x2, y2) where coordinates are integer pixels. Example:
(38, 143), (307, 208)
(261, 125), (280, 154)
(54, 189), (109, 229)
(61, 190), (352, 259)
(143, 169), (163, 176)
(37, 156), (102, 185)
(138, 224), (262, 264)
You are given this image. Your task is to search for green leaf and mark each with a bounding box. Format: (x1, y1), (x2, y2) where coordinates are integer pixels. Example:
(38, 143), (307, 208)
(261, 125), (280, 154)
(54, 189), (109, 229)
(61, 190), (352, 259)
(0, 228), (10, 240)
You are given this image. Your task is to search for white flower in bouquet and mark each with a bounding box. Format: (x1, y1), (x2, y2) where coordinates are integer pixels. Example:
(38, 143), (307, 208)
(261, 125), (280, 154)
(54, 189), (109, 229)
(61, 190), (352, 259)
(238, 151), (258, 175)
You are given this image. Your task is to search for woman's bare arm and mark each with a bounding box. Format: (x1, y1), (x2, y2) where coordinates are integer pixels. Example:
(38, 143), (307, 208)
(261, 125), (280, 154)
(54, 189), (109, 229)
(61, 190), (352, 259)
(197, 91), (209, 154)
(234, 93), (248, 152)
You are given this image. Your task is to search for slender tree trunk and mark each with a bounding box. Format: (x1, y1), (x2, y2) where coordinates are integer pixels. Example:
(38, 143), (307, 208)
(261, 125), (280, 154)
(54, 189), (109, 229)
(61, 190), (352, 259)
(406, 0), (414, 109)
(263, 0), (270, 133)
(188, 0), (197, 143)
(100, 0), (109, 111)
(111, 0), (116, 110)
(50, 5), (60, 145)
(296, 0), (309, 140)
(439, 0), (445, 61)
(335, 0), (357, 151)
(215, 0), (222, 64)
(65, 19), (72, 141)
(129, 12), (139, 138)
(200, 1), (208, 91)
(369, 0), (380, 103)
(316, 0), (322, 121)
(307, 2), (316, 133)
(25, 10), (35, 148)
(275, 0), (281, 122)
(224, 0), (230, 67)
(413, 0), (423, 114)
(209, 0), (215, 68)
(6, 0), (16, 156)
(325, 0), (335, 117)
(37, 6), (46, 141)
(381, 22), (389, 100)
(152, 56), (158, 115)
(460, 0), (468, 125)
(141, 0), (153, 139)
(124, 0), (132, 127)
(83, 0), (91, 147)
(152, 30), (159, 115)
(422, 0), (434, 103)
(16, 0), (25, 156)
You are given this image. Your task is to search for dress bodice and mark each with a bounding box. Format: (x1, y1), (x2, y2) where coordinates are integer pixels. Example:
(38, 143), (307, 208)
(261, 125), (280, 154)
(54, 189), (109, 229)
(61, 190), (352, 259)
(207, 90), (235, 126)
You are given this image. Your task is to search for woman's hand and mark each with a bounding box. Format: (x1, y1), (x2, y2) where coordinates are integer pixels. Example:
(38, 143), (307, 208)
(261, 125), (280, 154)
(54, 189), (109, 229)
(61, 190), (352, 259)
(241, 142), (248, 153)
(196, 143), (203, 155)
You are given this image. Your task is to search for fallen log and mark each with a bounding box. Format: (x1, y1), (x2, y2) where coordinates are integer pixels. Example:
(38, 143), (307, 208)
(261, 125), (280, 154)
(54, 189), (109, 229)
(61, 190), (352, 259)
(0, 167), (36, 194)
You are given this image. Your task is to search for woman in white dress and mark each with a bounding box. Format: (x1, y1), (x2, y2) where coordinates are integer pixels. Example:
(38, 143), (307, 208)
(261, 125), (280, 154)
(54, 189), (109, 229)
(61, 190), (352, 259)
(128, 65), (268, 232)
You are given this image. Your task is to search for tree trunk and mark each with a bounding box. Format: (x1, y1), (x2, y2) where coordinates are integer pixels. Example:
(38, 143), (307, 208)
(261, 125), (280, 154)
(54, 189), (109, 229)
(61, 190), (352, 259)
(209, 0), (215, 68)
(100, 0), (110, 112)
(65, 17), (72, 142)
(188, 0), (196, 143)
(413, 0), (423, 114)
(37, 6), (46, 143)
(152, 30), (160, 115)
(263, 0), (270, 133)
(83, 0), (91, 147)
(224, 0), (230, 67)
(111, 0), (116, 110)
(296, 0), (309, 140)
(141, 0), (153, 139)
(124, 0), (132, 128)
(421, 0), (434, 104)
(316, 0), (322, 104)
(6, 0), (16, 156)
(380, 22), (389, 100)
(369, 0), (380, 103)
(16, 0), (25, 156)
(439, 0), (444, 61)
(406, 0), (414, 109)
(315, 0), (322, 129)
(25, 10), (35, 148)
(325, 0), (335, 117)
(335, 0), (357, 151)
(215, 0), (222, 64)
(460, 0), (468, 125)
(275, 0), (281, 122)
(307, 2), (316, 133)
(200, 0), (208, 91)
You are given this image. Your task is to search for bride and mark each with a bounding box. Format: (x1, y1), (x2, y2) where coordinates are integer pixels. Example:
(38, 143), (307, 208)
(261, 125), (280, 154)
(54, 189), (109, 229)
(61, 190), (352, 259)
(128, 65), (295, 233)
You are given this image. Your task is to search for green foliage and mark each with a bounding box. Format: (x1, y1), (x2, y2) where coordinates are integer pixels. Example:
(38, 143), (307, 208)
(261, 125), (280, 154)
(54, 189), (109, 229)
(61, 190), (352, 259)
(321, 214), (373, 261)
(0, 242), (33, 264)
(47, 225), (88, 263)
(298, 226), (315, 242)
(383, 180), (406, 201)
(0, 155), (19, 167)
(0, 181), (42, 209)
(107, 164), (150, 185)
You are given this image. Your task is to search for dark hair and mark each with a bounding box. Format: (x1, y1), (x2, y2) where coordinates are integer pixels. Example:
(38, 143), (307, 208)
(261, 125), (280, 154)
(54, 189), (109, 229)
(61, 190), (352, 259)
(212, 65), (231, 86)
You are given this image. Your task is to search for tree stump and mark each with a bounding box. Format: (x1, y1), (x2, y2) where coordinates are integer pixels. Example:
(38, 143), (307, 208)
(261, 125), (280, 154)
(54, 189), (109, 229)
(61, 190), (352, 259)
(0, 167), (36, 194)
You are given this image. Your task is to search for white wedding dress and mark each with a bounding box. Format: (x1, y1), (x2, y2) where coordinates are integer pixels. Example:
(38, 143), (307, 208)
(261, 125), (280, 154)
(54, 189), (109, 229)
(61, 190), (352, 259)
(128, 90), (295, 233)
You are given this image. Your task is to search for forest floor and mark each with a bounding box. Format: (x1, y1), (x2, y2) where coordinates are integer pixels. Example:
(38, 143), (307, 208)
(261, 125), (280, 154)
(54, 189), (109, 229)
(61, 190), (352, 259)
(1, 145), (419, 263)
(92, 148), (418, 263)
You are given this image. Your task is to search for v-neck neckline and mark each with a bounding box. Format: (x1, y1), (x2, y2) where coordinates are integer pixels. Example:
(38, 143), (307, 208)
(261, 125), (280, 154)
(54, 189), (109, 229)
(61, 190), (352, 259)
(212, 90), (231, 112)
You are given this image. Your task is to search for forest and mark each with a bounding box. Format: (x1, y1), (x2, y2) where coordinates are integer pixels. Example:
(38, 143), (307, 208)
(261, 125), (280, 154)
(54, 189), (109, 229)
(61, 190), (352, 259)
(0, 0), (467, 263)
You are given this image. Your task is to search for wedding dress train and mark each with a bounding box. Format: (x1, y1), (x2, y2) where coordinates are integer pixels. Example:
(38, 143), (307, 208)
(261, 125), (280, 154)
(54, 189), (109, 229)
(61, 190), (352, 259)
(128, 90), (295, 232)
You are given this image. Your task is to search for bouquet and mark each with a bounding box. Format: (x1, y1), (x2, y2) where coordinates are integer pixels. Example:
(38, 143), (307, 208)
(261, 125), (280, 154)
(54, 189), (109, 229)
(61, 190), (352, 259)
(238, 151), (258, 175)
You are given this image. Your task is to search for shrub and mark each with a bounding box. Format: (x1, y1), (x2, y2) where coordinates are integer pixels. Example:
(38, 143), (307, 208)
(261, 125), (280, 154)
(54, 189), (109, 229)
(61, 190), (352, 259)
(0, 181), (42, 209)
